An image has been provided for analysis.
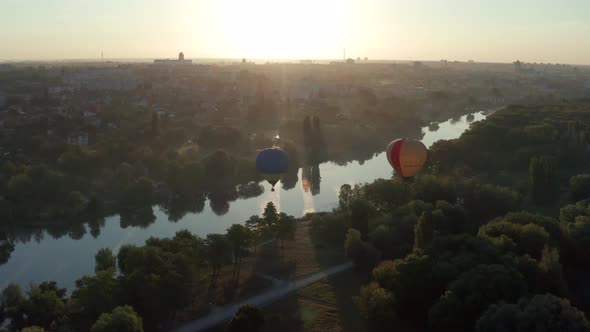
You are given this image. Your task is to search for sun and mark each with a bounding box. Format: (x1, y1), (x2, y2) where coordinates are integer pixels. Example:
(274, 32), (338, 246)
(207, 0), (347, 59)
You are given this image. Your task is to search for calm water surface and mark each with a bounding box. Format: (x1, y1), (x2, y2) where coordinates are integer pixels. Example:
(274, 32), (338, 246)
(0, 112), (488, 290)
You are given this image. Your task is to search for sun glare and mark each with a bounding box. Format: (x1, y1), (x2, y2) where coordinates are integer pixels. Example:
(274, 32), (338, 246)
(208, 0), (347, 59)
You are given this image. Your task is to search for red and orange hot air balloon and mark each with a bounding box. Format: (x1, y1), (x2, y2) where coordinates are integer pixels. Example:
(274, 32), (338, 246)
(386, 138), (428, 178)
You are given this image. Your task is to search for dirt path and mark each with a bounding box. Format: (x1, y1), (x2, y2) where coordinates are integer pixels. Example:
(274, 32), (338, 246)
(170, 262), (353, 332)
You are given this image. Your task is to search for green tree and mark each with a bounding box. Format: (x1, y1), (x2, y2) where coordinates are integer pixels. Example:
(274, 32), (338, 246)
(338, 184), (353, 212)
(529, 156), (559, 204)
(476, 294), (590, 332)
(1, 283), (26, 330)
(120, 177), (153, 209)
(228, 304), (264, 332)
(276, 213), (296, 249)
(6, 174), (33, 202)
(90, 305), (143, 332)
(302, 116), (312, 148)
(245, 215), (263, 250)
(349, 199), (374, 240)
(262, 202), (279, 230)
(570, 174), (590, 200)
(22, 285), (67, 330)
(205, 234), (231, 276)
(63, 191), (88, 218)
(355, 282), (396, 330)
(537, 246), (568, 297)
(428, 264), (527, 332)
(116, 243), (195, 328)
(344, 228), (363, 261)
(70, 269), (121, 331)
(413, 211), (434, 252)
(226, 224), (252, 267)
(203, 150), (234, 184)
(95, 248), (116, 272)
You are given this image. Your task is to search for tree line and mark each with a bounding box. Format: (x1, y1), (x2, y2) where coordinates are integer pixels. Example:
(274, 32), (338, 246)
(0, 202), (295, 332)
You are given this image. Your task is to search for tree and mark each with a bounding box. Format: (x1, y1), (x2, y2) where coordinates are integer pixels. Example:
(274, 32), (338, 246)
(21, 285), (67, 330)
(372, 254), (442, 321)
(349, 199), (374, 240)
(70, 269), (121, 331)
(151, 112), (159, 136)
(205, 234), (231, 276)
(203, 150), (234, 184)
(570, 174), (590, 200)
(478, 220), (550, 259)
(116, 242), (196, 328)
(475, 294), (590, 332)
(303, 116), (312, 148)
(262, 202), (279, 230)
(344, 228), (363, 261)
(1, 283), (26, 330)
(226, 224), (252, 267)
(312, 116), (324, 152)
(537, 246), (568, 297)
(338, 184), (353, 212)
(529, 156), (559, 204)
(0, 241), (15, 265)
(413, 211), (434, 252)
(228, 304), (264, 332)
(428, 264), (527, 332)
(90, 305), (144, 332)
(120, 177), (153, 210)
(6, 173), (33, 202)
(63, 191), (88, 218)
(95, 248), (116, 272)
(356, 282), (396, 330)
(277, 213), (296, 249)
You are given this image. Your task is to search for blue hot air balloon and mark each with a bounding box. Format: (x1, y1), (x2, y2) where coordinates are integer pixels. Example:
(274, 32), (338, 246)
(256, 147), (289, 191)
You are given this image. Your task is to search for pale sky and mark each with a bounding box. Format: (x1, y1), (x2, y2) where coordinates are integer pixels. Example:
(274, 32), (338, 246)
(2, 0), (590, 64)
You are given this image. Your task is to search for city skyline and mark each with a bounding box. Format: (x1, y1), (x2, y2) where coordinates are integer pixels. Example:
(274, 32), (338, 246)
(2, 0), (590, 65)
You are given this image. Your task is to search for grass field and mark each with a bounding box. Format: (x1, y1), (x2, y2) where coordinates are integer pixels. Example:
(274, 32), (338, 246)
(197, 219), (368, 331)
(254, 220), (349, 279)
(264, 269), (368, 332)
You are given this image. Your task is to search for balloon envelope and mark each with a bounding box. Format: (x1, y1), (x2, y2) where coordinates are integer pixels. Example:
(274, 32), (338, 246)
(386, 138), (427, 178)
(256, 148), (289, 188)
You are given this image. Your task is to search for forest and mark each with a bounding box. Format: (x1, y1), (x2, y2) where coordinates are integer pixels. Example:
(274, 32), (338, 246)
(3, 101), (590, 331)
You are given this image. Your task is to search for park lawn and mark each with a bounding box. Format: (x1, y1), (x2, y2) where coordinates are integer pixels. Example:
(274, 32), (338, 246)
(254, 220), (348, 279)
(176, 259), (273, 322)
(177, 219), (352, 326)
(264, 269), (367, 332)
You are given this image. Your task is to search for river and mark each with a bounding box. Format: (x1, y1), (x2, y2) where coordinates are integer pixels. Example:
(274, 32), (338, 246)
(0, 112), (488, 290)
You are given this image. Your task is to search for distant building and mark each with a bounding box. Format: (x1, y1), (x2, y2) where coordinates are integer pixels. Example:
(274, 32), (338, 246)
(154, 52), (192, 65)
(514, 60), (522, 73)
(63, 68), (139, 91)
(67, 132), (89, 146)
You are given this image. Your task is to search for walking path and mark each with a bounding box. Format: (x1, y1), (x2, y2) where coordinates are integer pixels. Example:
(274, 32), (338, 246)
(170, 262), (353, 332)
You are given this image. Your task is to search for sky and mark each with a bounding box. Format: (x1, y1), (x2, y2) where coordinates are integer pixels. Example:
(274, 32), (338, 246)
(1, 0), (590, 64)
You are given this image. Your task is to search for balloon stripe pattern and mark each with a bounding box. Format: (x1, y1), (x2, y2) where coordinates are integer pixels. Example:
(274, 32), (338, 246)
(386, 138), (427, 178)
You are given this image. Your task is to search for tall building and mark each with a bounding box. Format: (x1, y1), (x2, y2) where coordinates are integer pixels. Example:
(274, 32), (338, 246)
(154, 52), (192, 65)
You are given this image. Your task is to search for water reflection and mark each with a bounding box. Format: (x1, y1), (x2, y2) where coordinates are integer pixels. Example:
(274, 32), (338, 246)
(120, 206), (156, 228)
(0, 111), (490, 290)
(208, 188), (239, 216)
(160, 194), (206, 222)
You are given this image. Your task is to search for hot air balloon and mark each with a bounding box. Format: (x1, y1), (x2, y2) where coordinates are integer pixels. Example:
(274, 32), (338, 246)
(256, 147), (289, 191)
(386, 138), (427, 178)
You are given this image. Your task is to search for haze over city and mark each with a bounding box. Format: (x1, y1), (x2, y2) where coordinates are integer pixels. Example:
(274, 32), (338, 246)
(3, 1), (590, 331)
(2, 0), (590, 64)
